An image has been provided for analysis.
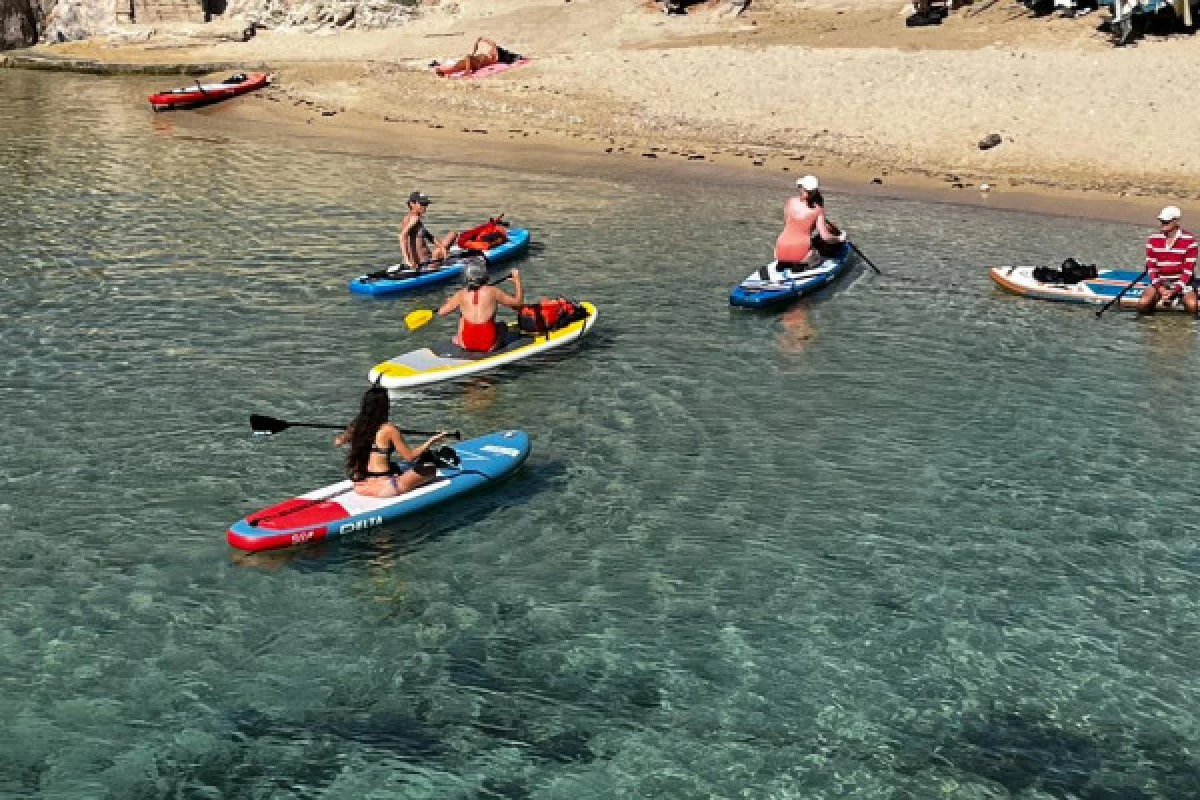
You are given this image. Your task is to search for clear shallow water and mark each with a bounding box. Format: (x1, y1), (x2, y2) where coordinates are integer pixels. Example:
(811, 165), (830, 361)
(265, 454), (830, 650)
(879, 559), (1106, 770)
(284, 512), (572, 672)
(2, 70), (1199, 799)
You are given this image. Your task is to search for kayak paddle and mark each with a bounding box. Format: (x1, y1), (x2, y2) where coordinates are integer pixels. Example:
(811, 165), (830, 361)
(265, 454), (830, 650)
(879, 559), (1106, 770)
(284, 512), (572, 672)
(250, 414), (460, 439)
(1095, 267), (1148, 318)
(404, 271), (514, 331)
(849, 242), (882, 275)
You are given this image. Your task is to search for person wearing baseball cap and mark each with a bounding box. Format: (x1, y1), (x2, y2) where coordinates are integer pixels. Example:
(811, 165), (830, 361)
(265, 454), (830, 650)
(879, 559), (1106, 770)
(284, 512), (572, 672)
(774, 175), (843, 271)
(1137, 205), (1197, 315)
(398, 190), (458, 271)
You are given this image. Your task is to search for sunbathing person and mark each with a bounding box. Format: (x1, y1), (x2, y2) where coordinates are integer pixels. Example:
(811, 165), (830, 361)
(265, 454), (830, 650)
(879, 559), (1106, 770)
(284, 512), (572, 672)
(435, 38), (522, 77)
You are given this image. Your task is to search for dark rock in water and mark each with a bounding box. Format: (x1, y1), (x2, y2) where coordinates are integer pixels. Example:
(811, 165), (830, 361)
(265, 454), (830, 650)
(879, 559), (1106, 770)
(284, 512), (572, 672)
(872, 177), (883, 184)
(0, 0), (38, 49)
(979, 133), (1003, 150)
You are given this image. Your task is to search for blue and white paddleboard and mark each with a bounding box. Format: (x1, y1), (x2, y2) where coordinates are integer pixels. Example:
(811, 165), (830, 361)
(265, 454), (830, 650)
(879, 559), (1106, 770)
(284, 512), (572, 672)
(988, 265), (1189, 311)
(349, 228), (531, 297)
(729, 240), (854, 309)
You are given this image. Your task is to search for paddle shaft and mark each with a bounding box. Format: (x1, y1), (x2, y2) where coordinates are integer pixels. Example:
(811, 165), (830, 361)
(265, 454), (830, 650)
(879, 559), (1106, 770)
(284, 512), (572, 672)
(259, 419), (459, 438)
(849, 242), (882, 275)
(1095, 267), (1148, 318)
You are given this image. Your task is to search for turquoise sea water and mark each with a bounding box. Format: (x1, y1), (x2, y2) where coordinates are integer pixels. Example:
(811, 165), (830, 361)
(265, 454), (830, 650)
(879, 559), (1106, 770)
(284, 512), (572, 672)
(2, 70), (1199, 799)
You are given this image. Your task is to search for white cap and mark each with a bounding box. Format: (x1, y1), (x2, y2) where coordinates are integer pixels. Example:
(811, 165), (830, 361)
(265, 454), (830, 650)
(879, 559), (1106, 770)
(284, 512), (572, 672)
(1158, 205), (1182, 222)
(796, 175), (819, 192)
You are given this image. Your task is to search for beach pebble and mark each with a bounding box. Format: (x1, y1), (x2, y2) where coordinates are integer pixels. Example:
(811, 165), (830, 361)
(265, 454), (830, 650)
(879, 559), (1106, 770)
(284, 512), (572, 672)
(978, 133), (1003, 150)
(872, 177), (883, 184)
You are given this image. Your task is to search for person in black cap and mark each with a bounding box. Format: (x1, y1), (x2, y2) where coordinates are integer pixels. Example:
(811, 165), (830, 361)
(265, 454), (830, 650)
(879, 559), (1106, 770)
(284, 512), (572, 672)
(398, 191), (458, 270)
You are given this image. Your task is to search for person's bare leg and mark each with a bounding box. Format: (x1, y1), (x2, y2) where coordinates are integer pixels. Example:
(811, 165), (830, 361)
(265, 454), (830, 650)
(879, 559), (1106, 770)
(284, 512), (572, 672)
(1136, 285), (1160, 314)
(435, 57), (470, 76)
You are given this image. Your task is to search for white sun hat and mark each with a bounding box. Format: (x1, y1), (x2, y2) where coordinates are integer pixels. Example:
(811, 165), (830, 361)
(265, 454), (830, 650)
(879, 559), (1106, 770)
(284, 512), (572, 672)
(1158, 205), (1182, 222)
(796, 175), (819, 192)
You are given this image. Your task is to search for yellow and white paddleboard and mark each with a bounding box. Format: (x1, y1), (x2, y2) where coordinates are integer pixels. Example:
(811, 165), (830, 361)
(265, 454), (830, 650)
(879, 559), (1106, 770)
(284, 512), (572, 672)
(369, 302), (597, 389)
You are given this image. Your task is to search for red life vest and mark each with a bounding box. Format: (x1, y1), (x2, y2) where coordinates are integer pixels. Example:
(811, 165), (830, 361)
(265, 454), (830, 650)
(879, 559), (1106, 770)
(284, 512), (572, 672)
(457, 217), (509, 252)
(517, 298), (587, 334)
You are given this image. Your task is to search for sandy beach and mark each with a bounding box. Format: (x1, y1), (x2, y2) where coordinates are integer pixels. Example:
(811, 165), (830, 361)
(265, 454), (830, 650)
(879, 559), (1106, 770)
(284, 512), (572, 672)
(23, 0), (1200, 219)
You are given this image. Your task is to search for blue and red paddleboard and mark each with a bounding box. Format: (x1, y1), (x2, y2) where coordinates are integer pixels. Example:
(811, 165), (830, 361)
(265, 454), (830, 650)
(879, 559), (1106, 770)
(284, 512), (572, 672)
(348, 227), (531, 297)
(227, 430), (531, 552)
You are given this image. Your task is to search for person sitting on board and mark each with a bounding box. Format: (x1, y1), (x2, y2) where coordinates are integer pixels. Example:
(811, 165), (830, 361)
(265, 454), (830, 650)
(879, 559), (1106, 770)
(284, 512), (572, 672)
(1136, 205), (1198, 315)
(334, 386), (453, 498)
(434, 37), (522, 77)
(437, 261), (524, 353)
(399, 191), (457, 271)
(773, 175), (842, 274)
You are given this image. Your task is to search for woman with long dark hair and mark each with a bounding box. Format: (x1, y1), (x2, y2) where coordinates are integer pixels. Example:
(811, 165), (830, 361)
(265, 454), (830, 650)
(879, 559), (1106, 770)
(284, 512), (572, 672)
(334, 387), (452, 497)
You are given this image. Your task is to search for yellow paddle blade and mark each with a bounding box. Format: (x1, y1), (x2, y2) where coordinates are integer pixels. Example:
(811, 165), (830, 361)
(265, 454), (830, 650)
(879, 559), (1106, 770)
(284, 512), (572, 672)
(404, 309), (435, 331)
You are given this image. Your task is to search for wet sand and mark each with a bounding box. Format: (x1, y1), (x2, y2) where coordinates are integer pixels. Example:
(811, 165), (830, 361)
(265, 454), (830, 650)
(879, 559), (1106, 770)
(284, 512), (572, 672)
(22, 0), (1200, 224)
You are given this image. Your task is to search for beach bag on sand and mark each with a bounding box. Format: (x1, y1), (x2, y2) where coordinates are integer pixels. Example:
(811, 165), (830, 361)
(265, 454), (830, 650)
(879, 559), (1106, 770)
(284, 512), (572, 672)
(457, 216), (509, 252)
(517, 298), (588, 335)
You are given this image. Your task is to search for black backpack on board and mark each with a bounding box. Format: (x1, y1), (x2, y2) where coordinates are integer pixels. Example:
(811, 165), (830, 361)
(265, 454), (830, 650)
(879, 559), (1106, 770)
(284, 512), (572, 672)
(1034, 258), (1098, 285)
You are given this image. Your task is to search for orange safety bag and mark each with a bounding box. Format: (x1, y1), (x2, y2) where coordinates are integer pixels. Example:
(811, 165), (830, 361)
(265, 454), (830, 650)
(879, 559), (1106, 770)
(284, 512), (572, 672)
(457, 216), (509, 252)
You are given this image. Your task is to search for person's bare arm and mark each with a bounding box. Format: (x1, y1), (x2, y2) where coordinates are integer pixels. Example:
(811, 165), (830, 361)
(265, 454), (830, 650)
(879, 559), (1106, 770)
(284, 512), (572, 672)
(816, 212), (841, 242)
(437, 291), (463, 316)
(475, 37), (497, 58)
(387, 424), (451, 462)
(494, 269), (524, 308)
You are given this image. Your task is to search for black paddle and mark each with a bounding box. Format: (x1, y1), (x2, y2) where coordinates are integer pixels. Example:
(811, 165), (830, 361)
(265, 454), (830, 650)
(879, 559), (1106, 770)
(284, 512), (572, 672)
(1094, 268), (1148, 318)
(849, 241), (882, 275)
(250, 414), (461, 439)
(359, 254), (485, 283)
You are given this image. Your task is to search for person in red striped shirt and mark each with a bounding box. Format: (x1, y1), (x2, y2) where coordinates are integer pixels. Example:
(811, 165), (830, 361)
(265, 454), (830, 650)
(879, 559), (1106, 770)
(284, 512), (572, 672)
(1137, 205), (1198, 315)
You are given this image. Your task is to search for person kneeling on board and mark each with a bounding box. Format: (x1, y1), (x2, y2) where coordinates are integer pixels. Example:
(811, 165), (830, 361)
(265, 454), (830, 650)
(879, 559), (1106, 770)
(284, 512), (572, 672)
(1137, 206), (1198, 315)
(769, 175), (843, 279)
(438, 262), (524, 353)
(334, 386), (454, 498)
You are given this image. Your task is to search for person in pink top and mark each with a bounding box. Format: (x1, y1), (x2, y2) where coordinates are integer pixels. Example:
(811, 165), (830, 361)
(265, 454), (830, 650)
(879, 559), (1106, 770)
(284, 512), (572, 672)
(774, 175), (842, 269)
(1137, 205), (1198, 315)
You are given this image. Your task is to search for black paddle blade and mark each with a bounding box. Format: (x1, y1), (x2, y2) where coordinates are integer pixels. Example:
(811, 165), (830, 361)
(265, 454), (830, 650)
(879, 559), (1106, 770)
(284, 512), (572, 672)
(434, 446), (461, 468)
(250, 414), (289, 436)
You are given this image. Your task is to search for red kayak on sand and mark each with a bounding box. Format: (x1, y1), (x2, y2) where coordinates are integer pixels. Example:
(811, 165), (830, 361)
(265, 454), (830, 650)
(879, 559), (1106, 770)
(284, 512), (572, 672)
(149, 72), (271, 111)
